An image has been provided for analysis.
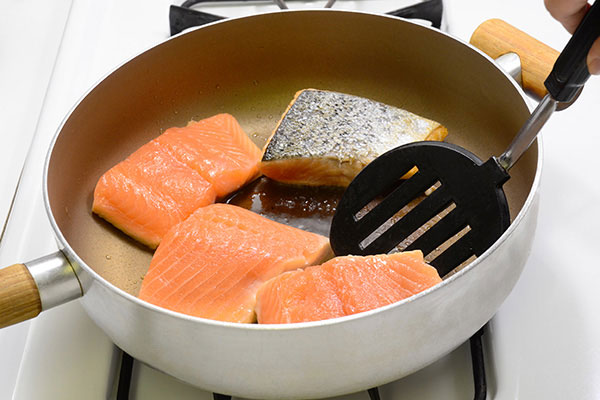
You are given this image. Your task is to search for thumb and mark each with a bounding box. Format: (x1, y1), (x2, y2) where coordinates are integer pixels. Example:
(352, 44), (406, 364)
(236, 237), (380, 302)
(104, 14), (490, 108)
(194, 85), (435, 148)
(588, 37), (600, 75)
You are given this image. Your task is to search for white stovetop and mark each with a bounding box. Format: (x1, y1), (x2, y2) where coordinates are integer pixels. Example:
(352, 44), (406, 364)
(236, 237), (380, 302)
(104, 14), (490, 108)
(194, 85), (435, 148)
(1, 1), (599, 399)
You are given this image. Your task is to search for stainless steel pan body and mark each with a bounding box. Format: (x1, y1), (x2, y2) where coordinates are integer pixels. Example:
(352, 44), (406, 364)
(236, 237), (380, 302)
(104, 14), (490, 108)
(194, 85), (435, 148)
(16, 10), (541, 399)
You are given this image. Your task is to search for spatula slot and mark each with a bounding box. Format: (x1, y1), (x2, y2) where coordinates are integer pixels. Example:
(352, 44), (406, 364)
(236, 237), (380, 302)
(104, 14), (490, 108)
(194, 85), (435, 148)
(354, 197), (386, 221)
(394, 202), (456, 253)
(359, 186), (453, 255)
(424, 224), (471, 262)
(355, 179), (441, 238)
(443, 254), (478, 279)
(405, 205), (466, 255)
(356, 178), (443, 251)
(358, 198), (422, 251)
(427, 229), (476, 276)
(353, 167), (424, 221)
(424, 181), (441, 196)
(354, 173), (441, 231)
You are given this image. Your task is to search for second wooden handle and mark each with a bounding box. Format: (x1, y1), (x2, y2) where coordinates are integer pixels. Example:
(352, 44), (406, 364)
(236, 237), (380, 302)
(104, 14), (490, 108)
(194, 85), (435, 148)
(470, 19), (560, 98)
(0, 264), (41, 328)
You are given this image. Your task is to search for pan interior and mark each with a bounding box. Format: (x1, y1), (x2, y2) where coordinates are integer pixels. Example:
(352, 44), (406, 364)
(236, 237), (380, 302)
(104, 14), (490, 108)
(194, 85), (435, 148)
(46, 11), (536, 296)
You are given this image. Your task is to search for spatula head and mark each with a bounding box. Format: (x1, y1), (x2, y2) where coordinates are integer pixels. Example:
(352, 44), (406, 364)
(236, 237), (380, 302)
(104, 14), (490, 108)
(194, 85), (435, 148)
(330, 141), (511, 277)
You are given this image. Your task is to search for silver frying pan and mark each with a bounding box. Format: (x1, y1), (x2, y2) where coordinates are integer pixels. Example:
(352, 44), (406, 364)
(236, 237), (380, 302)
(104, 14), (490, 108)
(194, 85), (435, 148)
(0, 11), (548, 399)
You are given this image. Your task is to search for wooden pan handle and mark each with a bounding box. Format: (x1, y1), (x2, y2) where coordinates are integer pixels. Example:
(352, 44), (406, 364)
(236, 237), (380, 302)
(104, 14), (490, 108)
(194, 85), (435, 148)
(470, 19), (560, 98)
(0, 264), (41, 328)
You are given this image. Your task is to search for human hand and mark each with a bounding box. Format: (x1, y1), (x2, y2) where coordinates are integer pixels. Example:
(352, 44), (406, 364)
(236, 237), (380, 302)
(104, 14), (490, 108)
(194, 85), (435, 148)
(545, 0), (600, 74)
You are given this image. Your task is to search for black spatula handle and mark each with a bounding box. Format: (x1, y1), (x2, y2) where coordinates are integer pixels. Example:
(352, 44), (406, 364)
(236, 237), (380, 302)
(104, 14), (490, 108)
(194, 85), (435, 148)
(544, 1), (600, 102)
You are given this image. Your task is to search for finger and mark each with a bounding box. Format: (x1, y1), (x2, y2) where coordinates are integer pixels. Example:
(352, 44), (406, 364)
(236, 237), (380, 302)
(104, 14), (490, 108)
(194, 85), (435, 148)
(588, 37), (600, 75)
(544, 0), (590, 33)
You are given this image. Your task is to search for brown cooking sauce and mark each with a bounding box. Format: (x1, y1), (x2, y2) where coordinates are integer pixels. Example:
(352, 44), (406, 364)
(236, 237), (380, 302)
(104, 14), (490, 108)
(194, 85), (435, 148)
(224, 176), (346, 237)
(224, 177), (443, 255)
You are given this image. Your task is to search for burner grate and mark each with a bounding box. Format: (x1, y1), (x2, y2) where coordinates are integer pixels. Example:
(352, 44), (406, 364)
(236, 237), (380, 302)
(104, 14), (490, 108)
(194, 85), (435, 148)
(114, 324), (487, 400)
(367, 387), (382, 400)
(169, 0), (443, 35)
(470, 327), (487, 400)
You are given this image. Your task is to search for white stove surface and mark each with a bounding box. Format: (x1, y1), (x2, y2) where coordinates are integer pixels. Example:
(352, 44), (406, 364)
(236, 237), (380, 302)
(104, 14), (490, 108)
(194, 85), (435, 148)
(1, 0), (599, 399)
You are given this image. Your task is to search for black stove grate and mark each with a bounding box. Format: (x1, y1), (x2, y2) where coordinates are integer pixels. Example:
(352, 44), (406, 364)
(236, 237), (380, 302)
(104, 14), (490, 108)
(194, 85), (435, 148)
(367, 387), (382, 400)
(169, 0), (443, 36)
(115, 324), (486, 400)
(470, 327), (487, 400)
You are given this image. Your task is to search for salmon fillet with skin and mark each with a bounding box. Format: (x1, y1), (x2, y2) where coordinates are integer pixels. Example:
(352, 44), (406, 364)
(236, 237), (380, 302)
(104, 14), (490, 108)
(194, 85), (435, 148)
(260, 89), (448, 186)
(93, 113), (262, 248)
(255, 251), (442, 324)
(138, 203), (333, 323)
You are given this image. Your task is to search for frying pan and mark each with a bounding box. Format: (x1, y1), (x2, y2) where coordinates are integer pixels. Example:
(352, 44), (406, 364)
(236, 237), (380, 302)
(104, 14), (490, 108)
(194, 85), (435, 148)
(0, 10), (553, 399)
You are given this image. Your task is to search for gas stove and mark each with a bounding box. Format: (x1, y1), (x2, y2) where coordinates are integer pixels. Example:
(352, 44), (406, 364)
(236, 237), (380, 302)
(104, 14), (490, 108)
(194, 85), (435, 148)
(1, 1), (600, 399)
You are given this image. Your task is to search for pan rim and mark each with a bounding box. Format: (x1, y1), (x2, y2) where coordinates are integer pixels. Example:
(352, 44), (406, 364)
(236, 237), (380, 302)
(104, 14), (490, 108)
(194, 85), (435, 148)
(43, 8), (542, 331)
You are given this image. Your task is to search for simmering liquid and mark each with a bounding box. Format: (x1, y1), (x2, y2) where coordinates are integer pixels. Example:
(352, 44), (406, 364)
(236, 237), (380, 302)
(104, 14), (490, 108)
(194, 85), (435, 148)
(225, 177), (346, 237)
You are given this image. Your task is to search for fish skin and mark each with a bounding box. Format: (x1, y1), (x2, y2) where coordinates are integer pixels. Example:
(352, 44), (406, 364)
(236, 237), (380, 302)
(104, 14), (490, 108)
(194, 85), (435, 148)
(138, 203), (333, 323)
(255, 250), (442, 324)
(261, 89), (448, 186)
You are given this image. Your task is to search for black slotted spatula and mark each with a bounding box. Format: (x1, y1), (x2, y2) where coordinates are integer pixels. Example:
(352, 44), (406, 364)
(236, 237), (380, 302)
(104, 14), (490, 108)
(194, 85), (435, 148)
(330, 3), (600, 277)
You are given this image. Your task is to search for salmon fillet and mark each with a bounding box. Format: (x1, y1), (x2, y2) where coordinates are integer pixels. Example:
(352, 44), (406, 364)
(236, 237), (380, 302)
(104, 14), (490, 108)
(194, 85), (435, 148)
(138, 203), (332, 323)
(255, 251), (441, 324)
(92, 141), (216, 248)
(260, 89), (448, 186)
(157, 114), (262, 197)
(93, 113), (261, 248)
